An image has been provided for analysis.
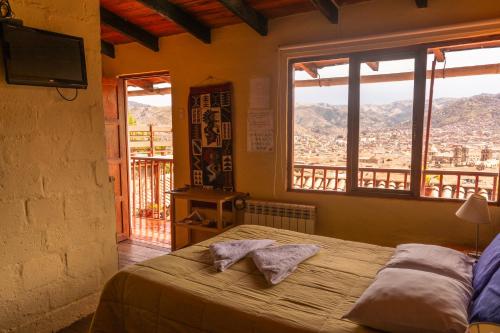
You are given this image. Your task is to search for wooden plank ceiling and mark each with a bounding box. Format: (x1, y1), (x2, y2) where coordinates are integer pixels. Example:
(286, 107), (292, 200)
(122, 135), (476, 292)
(100, 0), (429, 57)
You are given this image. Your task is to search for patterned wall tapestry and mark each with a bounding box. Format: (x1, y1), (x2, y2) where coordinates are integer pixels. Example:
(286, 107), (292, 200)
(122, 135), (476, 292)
(188, 83), (234, 191)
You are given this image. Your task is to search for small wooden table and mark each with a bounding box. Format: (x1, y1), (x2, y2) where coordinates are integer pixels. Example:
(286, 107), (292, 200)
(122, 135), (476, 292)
(169, 188), (247, 250)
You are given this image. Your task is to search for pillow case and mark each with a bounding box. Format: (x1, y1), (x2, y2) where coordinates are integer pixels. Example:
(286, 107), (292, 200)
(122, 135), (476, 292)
(472, 233), (500, 299)
(343, 268), (472, 333)
(469, 267), (500, 323)
(385, 243), (474, 285)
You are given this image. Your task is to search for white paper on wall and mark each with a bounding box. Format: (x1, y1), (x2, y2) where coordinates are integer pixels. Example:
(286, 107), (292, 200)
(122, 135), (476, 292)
(247, 110), (274, 152)
(249, 77), (271, 109)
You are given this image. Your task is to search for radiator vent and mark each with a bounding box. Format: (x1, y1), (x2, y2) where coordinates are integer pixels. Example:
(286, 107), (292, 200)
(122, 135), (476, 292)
(243, 200), (316, 234)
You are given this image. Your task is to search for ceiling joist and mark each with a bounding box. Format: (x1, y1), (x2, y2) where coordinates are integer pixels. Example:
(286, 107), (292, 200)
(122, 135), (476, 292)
(101, 40), (115, 58)
(136, 0), (211, 44)
(415, 0), (427, 8)
(432, 48), (445, 62)
(218, 0), (268, 36)
(297, 63), (319, 78)
(100, 7), (159, 52)
(365, 61), (379, 71)
(310, 0), (339, 24)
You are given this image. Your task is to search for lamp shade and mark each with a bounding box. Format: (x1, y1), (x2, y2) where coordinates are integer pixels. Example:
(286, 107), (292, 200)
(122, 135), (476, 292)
(456, 194), (491, 225)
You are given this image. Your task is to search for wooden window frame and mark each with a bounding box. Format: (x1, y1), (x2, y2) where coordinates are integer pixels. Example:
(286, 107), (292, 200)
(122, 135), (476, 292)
(287, 37), (500, 205)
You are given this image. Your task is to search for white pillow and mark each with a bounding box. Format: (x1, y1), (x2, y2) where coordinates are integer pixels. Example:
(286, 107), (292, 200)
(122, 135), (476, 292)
(384, 243), (475, 285)
(343, 267), (472, 333)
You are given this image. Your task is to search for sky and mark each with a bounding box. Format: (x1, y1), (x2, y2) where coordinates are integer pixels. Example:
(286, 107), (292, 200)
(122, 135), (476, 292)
(294, 47), (500, 105)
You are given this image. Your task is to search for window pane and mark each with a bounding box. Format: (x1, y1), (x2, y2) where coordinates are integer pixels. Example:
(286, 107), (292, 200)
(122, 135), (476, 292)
(358, 58), (415, 190)
(422, 45), (500, 201)
(292, 58), (349, 191)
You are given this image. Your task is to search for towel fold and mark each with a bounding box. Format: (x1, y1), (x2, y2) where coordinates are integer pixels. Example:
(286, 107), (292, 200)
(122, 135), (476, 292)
(210, 239), (275, 272)
(251, 244), (320, 285)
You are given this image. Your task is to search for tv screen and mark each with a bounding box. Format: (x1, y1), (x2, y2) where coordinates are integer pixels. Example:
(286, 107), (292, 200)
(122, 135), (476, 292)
(0, 23), (87, 89)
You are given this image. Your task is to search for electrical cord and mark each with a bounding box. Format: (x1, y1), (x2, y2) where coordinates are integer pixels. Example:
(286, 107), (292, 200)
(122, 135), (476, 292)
(56, 87), (78, 101)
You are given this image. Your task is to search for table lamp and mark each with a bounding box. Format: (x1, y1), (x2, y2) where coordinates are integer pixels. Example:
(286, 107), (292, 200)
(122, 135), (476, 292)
(455, 194), (491, 257)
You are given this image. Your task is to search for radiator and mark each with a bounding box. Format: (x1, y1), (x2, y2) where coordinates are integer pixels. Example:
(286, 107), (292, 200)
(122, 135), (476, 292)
(243, 200), (316, 234)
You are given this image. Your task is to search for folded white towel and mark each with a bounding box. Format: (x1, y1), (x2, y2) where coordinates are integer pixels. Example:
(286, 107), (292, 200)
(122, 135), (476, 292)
(251, 244), (320, 285)
(209, 239), (275, 272)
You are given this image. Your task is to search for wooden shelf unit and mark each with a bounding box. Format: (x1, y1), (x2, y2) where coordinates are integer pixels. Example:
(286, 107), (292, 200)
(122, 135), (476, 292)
(169, 188), (247, 250)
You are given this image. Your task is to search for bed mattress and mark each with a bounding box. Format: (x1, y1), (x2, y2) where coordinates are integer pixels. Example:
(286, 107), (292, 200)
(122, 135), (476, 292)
(91, 225), (394, 333)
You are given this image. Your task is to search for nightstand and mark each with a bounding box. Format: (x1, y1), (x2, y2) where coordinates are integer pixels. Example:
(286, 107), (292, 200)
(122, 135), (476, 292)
(169, 187), (248, 250)
(469, 323), (500, 333)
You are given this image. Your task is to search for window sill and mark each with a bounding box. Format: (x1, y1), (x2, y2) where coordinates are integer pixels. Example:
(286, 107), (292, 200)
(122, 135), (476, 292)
(287, 188), (500, 206)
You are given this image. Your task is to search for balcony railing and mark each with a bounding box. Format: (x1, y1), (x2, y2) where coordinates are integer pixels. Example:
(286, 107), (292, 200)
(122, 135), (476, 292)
(293, 164), (498, 201)
(130, 156), (174, 245)
(129, 125), (172, 156)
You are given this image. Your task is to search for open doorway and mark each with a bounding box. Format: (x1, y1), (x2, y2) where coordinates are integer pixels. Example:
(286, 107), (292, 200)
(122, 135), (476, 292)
(125, 73), (173, 248)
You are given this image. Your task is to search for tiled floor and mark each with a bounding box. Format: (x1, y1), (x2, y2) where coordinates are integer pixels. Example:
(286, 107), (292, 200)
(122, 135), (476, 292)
(57, 240), (170, 333)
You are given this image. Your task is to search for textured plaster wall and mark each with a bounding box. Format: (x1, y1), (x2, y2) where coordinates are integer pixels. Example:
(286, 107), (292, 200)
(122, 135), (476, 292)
(103, 0), (500, 249)
(0, 0), (117, 332)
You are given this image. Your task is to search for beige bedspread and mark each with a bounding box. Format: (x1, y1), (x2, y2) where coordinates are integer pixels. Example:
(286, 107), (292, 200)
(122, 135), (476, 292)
(91, 225), (394, 333)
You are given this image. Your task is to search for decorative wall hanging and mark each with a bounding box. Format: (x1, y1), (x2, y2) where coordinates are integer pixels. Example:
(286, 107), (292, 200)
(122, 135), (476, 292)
(188, 82), (234, 191)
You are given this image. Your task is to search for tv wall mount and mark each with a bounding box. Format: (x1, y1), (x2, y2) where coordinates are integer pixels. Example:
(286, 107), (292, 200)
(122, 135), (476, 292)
(0, 0), (21, 25)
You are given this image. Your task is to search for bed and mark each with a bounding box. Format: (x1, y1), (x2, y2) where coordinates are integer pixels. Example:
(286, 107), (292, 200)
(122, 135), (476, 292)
(91, 225), (394, 333)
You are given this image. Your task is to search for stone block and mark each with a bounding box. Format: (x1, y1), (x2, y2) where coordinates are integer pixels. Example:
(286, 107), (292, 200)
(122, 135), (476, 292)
(0, 263), (21, 300)
(0, 200), (27, 234)
(0, 231), (43, 266)
(66, 244), (99, 277)
(48, 273), (99, 310)
(22, 253), (64, 290)
(42, 161), (96, 194)
(27, 197), (64, 229)
(64, 191), (105, 220)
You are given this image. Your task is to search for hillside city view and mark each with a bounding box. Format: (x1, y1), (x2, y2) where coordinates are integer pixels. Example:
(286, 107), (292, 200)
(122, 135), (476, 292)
(293, 48), (500, 198)
(294, 93), (500, 171)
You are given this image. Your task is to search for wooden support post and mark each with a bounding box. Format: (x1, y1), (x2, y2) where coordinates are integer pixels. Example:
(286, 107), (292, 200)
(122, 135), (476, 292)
(149, 124), (155, 156)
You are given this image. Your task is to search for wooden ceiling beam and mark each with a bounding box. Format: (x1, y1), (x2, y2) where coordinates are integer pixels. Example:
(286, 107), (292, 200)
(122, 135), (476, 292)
(101, 40), (115, 58)
(365, 61), (379, 71)
(415, 0), (427, 8)
(432, 48), (445, 62)
(295, 63), (500, 87)
(297, 63), (319, 78)
(310, 0), (339, 24)
(136, 0), (211, 44)
(218, 0), (268, 36)
(100, 7), (159, 52)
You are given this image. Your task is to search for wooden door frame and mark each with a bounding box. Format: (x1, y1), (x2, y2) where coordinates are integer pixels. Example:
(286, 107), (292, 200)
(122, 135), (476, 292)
(117, 77), (131, 241)
(117, 71), (173, 241)
(102, 77), (131, 242)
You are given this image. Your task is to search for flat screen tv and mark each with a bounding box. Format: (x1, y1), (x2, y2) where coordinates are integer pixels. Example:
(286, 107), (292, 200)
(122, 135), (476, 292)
(0, 23), (87, 89)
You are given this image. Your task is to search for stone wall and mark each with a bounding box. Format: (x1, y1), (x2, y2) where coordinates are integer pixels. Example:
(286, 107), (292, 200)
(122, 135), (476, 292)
(0, 0), (117, 331)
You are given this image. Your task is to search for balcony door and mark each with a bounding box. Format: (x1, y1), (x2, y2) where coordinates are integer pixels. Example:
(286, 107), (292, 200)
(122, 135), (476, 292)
(347, 50), (427, 196)
(102, 78), (130, 241)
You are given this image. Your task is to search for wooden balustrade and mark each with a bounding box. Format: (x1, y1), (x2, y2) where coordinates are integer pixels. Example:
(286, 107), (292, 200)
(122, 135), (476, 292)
(130, 156), (174, 245)
(128, 125), (172, 156)
(293, 164), (499, 201)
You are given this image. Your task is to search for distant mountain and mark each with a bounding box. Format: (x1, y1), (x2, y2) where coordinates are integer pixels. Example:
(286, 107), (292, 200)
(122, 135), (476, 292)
(295, 93), (500, 135)
(128, 101), (172, 127)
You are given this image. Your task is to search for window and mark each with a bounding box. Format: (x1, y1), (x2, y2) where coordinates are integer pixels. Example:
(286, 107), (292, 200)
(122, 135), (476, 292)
(292, 58), (349, 191)
(421, 43), (500, 202)
(289, 37), (500, 203)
